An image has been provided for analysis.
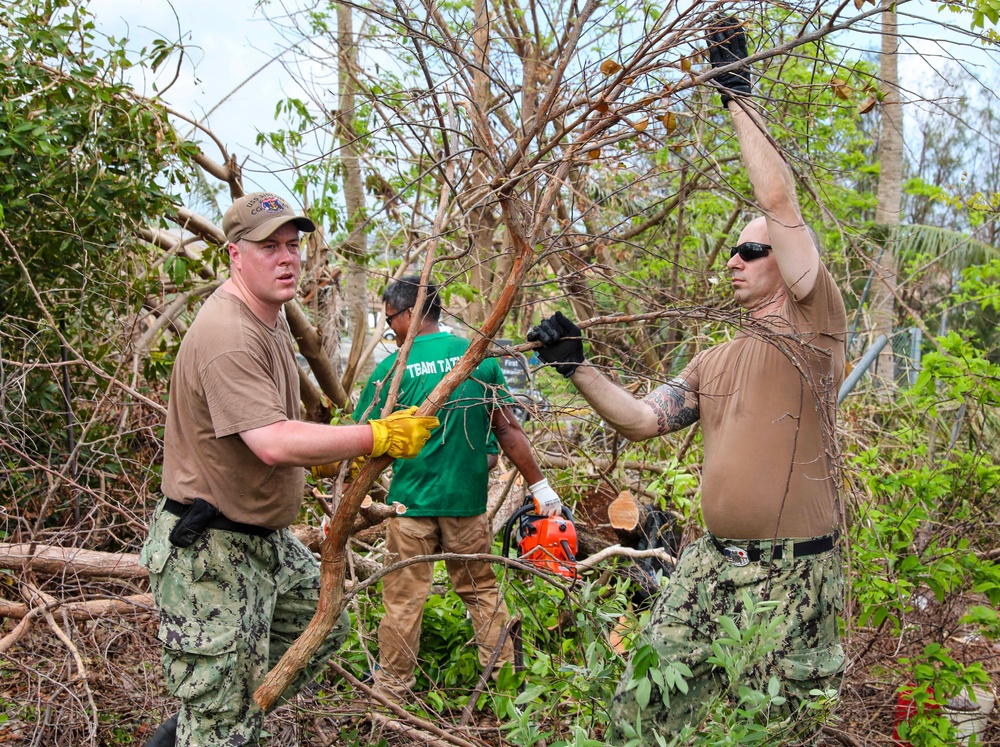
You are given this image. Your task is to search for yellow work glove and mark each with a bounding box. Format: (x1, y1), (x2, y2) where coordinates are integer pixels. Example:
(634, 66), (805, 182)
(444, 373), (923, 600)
(311, 461), (341, 480)
(311, 456), (365, 481)
(349, 455), (365, 481)
(369, 406), (439, 459)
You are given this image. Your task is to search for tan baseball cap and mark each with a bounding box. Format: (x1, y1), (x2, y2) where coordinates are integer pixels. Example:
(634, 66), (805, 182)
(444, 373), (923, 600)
(222, 192), (317, 243)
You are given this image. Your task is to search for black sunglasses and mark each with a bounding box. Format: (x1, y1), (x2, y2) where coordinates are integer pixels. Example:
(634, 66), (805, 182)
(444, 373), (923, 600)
(385, 307), (411, 324)
(730, 242), (772, 262)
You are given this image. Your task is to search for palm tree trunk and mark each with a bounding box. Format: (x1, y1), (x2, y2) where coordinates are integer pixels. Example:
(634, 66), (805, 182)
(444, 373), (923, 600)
(336, 2), (372, 392)
(871, 0), (903, 398)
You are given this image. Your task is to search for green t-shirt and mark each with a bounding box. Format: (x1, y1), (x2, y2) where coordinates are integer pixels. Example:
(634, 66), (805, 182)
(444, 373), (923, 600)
(355, 332), (514, 517)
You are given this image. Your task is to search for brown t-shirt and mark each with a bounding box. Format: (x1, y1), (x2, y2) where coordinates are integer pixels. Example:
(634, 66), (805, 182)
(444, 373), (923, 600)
(679, 265), (847, 540)
(161, 288), (303, 529)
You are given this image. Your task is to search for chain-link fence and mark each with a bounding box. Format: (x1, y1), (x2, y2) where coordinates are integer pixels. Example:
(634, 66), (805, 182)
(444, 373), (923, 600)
(841, 327), (924, 403)
(892, 326), (924, 388)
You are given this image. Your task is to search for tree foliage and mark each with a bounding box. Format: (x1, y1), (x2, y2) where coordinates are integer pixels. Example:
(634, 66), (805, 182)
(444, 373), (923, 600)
(0, 0), (188, 315)
(0, 0), (201, 546)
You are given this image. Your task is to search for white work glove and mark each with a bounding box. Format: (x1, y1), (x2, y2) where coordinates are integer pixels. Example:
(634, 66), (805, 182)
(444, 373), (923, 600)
(529, 478), (562, 517)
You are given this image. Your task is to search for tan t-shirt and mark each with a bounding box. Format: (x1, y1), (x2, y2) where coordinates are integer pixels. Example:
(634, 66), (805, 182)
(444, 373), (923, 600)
(162, 289), (303, 529)
(680, 265), (847, 540)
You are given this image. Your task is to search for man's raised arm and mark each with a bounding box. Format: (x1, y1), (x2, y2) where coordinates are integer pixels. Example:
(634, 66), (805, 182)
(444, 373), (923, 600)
(709, 17), (820, 299)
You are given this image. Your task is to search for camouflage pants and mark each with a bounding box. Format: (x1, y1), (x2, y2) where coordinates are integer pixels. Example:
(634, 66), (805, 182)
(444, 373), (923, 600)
(140, 499), (350, 747)
(608, 535), (845, 744)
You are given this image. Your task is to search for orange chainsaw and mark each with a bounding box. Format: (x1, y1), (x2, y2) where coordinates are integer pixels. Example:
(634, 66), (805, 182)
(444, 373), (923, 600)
(501, 497), (578, 579)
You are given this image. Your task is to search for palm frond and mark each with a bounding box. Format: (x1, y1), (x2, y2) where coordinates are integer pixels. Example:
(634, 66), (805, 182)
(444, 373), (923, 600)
(889, 224), (999, 273)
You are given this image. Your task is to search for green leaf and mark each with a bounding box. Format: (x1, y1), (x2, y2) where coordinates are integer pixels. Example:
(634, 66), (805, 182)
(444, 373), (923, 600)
(718, 615), (742, 640)
(635, 677), (652, 710)
(768, 676), (781, 697)
(674, 671), (689, 695)
(514, 683), (549, 705)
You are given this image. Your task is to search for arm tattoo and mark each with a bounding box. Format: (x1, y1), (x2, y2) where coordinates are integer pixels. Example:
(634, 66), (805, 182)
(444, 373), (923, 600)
(641, 378), (699, 435)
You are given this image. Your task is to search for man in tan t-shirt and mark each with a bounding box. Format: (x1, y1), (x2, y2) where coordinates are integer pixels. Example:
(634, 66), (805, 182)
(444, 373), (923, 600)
(140, 192), (438, 747)
(527, 19), (847, 745)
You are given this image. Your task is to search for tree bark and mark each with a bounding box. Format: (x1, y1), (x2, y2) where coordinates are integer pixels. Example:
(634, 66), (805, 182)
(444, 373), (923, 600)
(463, 0), (498, 329)
(335, 2), (373, 395)
(0, 525), (338, 582)
(285, 299), (349, 412)
(0, 594), (154, 621)
(0, 544), (147, 579)
(871, 0), (902, 398)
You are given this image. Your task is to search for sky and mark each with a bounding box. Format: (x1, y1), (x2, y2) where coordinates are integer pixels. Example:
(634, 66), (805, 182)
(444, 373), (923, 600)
(89, 0), (317, 203)
(88, 0), (999, 212)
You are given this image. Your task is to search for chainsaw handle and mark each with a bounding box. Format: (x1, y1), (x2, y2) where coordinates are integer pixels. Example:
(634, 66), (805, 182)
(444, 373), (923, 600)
(559, 539), (576, 563)
(500, 503), (575, 558)
(501, 503), (536, 558)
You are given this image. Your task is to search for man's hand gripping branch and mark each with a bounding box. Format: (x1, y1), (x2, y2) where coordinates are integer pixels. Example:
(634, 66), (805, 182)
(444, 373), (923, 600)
(706, 15), (752, 108)
(527, 313), (698, 442)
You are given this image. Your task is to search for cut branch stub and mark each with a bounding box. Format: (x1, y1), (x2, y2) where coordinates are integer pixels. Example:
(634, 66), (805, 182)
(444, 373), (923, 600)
(608, 490), (642, 533)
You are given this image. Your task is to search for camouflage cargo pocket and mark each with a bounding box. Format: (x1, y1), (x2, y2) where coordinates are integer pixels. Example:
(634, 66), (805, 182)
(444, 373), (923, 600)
(159, 618), (241, 711)
(139, 507), (174, 575)
(139, 537), (172, 576)
(777, 642), (845, 689)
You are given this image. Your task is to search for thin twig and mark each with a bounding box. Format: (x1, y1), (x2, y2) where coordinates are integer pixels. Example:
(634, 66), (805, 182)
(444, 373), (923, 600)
(328, 662), (482, 747)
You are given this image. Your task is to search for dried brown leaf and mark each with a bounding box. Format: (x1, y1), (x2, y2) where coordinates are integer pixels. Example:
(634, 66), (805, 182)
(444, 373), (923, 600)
(600, 59), (622, 76)
(831, 78), (853, 100)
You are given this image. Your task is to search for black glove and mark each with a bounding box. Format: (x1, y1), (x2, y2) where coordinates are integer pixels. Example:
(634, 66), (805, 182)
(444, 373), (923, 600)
(527, 311), (584, 378)
(707, 16), (751, 107)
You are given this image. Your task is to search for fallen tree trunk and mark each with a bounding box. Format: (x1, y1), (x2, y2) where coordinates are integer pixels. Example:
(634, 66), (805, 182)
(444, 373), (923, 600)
(0, 544), (146, 580)
(0, 593), (154, 621)
(0, 521), (367, 582)
(608, 490), (644, 535)
(575, 525), (619, 560)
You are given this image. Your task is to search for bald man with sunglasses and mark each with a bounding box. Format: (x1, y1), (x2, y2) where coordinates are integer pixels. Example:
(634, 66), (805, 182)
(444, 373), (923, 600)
(527, 17), (847, 744)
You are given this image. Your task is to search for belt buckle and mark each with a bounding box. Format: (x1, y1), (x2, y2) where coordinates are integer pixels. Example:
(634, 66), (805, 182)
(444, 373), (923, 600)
(723, 546), (749, 567)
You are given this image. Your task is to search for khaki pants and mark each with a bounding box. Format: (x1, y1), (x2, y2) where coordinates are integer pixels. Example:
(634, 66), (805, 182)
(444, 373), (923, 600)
(375, 514), (514, 700)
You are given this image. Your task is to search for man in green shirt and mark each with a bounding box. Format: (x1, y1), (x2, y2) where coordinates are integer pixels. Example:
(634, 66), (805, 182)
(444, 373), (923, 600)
(356, 275), (562, 701)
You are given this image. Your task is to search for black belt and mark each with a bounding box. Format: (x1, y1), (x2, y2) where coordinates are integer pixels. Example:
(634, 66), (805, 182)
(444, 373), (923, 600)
(709, 532), (838, 566)
(163, 498), (274, 538)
